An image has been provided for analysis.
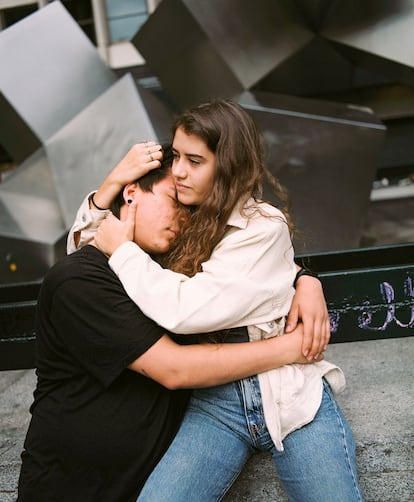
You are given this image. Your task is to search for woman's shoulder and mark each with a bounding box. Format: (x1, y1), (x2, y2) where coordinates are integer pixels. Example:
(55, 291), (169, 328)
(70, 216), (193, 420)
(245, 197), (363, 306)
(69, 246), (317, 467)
(244, 198), (287, 222)
(226, 199), (289, 246)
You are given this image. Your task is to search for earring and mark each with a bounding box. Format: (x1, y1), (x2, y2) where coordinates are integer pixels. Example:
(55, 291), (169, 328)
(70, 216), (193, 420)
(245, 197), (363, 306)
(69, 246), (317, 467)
(127, 199), (133, 204)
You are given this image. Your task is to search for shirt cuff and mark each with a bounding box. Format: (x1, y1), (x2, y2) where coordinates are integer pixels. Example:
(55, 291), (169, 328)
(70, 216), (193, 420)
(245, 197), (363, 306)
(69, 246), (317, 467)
(108, 241), (146, 274)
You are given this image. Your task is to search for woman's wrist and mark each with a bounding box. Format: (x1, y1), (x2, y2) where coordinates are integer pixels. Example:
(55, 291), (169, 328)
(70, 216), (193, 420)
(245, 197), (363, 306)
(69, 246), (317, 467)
(90, 192), (110, 211)
(293, 268), (320, 288)
(89, 177), (122, 211)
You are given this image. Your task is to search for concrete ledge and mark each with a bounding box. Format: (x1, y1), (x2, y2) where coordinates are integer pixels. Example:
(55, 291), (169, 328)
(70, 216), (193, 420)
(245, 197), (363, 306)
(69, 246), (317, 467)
(1, 338), (413, 501)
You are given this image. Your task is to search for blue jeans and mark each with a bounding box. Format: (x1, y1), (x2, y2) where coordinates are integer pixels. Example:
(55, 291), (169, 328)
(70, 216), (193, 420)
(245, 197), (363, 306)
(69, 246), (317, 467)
(138, 377), (363, 502)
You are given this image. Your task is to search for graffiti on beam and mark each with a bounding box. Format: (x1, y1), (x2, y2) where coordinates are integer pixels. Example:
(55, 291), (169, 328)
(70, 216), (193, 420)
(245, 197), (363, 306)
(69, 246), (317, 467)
(329, 275), (414, 338)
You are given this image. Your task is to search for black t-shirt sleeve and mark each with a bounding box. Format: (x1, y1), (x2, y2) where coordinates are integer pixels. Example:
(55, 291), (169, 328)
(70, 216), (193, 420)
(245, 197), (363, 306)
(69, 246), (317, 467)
(49, 268), (165, 388)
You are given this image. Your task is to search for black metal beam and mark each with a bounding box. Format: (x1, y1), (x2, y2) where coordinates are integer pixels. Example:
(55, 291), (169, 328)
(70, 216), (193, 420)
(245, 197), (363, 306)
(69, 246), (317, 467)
(1, 244), (413, 371)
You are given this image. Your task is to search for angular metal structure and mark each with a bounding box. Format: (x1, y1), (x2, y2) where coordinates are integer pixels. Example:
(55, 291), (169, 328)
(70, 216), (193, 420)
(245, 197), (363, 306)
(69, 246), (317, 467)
(133, 0), (414, 104)
(321, 0), (414, 86)
(132, 0), (414, 252)
(0, 2), (175, 284)
(0, 147), (67, 283)
(45, 74), (158, 228)
(133, 0), (314, 109)
(0, 1), (116, 163)
(2, 0), (413, 280)
(237, 91), (386, 252)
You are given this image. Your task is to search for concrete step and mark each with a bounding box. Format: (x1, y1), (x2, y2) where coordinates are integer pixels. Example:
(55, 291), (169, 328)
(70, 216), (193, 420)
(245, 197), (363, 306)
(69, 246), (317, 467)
(1, 337), (413, 501)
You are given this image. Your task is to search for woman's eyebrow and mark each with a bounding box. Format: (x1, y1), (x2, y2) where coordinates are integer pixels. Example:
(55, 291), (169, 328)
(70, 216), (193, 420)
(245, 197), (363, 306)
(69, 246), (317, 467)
(172, 146), (205, 160)
(180, 152), (206, 163)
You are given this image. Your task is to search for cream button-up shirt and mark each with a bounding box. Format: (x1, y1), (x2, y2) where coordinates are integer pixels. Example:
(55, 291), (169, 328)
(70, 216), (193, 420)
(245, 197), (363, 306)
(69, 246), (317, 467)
(68, 193), (345, 450)
(68, 194), (297, 333)
(249, 323), (344, 451)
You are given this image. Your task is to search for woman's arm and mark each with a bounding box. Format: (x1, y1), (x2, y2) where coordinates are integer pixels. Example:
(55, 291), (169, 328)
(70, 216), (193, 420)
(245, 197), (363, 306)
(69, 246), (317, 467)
(96, 203), (330, 359)
(91, 141), (162, 210)
(66, 142), (162, 253)
(129, 323), (322, 389)
(95, 203), (296, 334)
(67, 192), (110, 253)
(285, 272), (330, 359)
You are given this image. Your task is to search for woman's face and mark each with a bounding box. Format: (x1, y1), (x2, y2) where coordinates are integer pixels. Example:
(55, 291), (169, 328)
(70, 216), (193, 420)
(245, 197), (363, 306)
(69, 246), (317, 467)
(171, 127), (216, 206)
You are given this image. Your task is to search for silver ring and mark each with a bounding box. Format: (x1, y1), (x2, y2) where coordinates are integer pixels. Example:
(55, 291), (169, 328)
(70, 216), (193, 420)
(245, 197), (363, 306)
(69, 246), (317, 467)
(149, 154), (154, 162)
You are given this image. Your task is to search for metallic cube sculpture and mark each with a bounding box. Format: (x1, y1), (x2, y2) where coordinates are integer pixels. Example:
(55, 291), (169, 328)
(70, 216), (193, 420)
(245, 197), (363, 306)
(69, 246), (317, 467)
(45, 74), (158, 228)
(321, 0), (414, 86)
(133, 0), (410, 252)
(0, 1), (116, 163)
(133, 0), (314, 109)
(133, 0), (414, 107)
(0, 2), (174, 283)
(237, 91), (386, 252)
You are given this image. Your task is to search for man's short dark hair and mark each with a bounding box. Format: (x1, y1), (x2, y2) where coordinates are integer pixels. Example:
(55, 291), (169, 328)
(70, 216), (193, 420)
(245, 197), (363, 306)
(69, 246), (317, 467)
(110, 143), (173, 217)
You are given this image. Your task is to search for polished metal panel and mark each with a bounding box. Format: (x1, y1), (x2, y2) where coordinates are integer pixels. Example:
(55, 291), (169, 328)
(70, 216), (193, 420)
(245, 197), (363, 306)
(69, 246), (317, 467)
(133, 0), (414, 104)
(0, 148), (67, 283)
(0, 148), (64, 242)
(0, 91), (40, 164)
(0, 233), (67, 284)
(292, 0), (334, 31)
(133, 0), (243, 109)
(0, 0), (116, 162)
(321, 0), (414, 85)
(321, 0), (414, 66)
(1, 0), (411, 282)
(0, 3), (174, 283)
(255, 37), (354, 97)
(46, 74), (159, 228)
(237, 91), (386, 253)
(133, 0), (314, 108)
(185, 0), (313, 88)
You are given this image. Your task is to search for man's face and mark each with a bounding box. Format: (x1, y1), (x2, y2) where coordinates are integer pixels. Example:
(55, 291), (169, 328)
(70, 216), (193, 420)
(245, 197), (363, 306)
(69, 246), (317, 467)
(133, 174), (180, 254)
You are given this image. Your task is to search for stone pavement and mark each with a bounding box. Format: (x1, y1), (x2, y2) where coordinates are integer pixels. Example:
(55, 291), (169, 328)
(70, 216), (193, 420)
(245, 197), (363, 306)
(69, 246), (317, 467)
(0, 337), (413, 501)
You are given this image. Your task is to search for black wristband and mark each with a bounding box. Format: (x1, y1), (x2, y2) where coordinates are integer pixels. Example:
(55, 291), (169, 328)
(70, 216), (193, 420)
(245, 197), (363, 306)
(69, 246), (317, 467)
(293, 268), (319, 288)
(90, 192), (109, 211)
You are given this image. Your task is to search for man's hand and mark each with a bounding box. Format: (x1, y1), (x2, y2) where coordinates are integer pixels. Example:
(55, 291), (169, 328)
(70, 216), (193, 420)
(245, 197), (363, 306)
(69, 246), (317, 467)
(95, 202), (137, 257)
(285, 275), (330, 361)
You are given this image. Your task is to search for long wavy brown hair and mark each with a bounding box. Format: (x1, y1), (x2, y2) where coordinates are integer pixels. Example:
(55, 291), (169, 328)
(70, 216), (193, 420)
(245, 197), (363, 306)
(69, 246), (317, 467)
(164, 99), (294, 277)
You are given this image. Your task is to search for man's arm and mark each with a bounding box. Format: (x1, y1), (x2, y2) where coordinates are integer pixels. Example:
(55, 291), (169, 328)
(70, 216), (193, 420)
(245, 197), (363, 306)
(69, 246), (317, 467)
(128, 324), (323, 390)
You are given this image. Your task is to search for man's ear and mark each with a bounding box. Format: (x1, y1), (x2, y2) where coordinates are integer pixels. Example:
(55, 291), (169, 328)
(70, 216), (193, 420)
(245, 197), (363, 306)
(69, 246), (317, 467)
(123, 182), (140, 204)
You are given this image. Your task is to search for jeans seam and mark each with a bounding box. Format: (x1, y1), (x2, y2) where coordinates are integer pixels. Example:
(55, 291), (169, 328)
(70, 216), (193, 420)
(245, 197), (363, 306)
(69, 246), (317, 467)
(237, 377), (267, 446)
(326, 384), (364, 502)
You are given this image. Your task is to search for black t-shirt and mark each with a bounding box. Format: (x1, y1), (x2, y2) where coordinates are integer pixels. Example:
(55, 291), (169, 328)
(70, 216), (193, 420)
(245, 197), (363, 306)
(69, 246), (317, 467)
(17, 246), (189, 502)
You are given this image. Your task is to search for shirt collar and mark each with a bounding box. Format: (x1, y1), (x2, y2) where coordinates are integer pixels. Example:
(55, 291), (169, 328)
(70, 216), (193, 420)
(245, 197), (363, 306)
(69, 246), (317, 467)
(227, 197), (256, 229)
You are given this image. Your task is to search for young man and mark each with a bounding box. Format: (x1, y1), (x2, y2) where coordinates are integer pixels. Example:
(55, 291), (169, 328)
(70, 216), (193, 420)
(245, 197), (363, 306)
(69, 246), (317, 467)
(17, 148), (316, 502)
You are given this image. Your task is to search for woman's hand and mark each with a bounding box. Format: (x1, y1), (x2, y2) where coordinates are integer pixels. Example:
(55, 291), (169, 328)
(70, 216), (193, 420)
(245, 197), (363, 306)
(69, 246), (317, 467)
(91, 142), (163, 210)
(273, 322), (325, 366)
(95, 203), (137, 257)
(285, 275), (330, 361)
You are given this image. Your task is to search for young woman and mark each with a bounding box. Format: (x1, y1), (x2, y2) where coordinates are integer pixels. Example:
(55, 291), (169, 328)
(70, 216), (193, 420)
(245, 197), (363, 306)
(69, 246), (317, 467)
(68, 100), (362, 501)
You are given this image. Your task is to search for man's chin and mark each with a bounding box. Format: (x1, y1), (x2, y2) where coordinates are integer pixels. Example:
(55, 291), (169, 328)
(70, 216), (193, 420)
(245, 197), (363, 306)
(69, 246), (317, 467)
(148, 243), (173, 256)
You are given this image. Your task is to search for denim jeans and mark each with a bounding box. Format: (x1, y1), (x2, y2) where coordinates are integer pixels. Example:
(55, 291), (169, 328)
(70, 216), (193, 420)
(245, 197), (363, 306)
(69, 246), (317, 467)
(138, 377), (363, 502)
